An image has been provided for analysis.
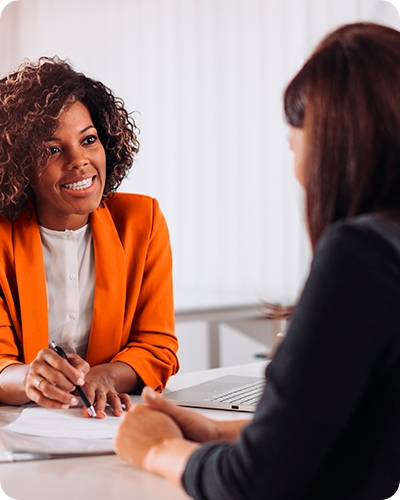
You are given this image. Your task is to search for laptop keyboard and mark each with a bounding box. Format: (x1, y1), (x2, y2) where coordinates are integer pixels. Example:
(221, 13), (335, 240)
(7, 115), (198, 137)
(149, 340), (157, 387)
(204, 379), (265, 406)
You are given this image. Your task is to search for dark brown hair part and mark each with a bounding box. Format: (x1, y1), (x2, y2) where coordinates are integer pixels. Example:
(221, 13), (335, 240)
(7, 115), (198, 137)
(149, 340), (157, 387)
(0, 56), (140, 220)
(284, 22), (400, 248)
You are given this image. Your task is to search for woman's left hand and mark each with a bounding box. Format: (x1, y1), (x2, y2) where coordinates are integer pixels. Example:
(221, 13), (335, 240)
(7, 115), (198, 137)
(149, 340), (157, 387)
(81, 362), (141, 418)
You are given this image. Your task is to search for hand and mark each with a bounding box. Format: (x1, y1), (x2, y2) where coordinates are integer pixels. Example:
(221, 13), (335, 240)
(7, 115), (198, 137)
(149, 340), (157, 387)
(141, 387), (250, 443)
(114, 403), (183, 469)
(141, 386), (222, 442)
(25, 348), (90, 409)
(80, 363), (136, 418)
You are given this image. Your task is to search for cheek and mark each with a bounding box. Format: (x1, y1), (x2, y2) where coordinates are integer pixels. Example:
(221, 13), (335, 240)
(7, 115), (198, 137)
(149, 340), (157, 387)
(97, 149), (107, 177)
(293, 152), (305, 186)
(30, 169), (53, 193)
(289, 129), (306, 187)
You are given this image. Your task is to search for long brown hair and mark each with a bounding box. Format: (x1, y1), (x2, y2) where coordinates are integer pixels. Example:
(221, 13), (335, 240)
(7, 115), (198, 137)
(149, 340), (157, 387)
(284, 22), (400, 248)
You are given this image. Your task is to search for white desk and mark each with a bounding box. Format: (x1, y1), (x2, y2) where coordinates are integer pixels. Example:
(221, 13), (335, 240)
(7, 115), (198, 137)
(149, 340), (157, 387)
(0, 361), (268, 500)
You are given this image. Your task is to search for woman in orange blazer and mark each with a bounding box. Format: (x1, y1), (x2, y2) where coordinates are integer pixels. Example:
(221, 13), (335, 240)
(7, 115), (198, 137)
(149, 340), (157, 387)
(0, 57), (178, 417)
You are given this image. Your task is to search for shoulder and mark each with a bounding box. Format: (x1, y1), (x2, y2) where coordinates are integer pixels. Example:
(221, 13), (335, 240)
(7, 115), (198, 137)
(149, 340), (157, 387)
(314, 214), (400, 278)
(94, 193), (167, 239)
(319, 214), (400, 251)
(102, 192), (159, 215)
(100, 193), (163, 223)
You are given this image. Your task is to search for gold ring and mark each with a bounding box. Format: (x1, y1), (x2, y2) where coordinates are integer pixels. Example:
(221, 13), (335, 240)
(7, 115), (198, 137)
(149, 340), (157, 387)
(35, 378), (45, 391)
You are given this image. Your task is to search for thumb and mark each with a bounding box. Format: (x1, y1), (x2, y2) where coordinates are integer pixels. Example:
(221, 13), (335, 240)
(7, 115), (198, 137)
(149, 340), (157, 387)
(141, 386), (182, 417)
(141, 386), (167, 407)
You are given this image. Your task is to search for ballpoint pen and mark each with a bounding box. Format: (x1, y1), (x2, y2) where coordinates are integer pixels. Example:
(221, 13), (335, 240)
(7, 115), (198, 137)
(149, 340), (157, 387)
(51, 341), (97, 418)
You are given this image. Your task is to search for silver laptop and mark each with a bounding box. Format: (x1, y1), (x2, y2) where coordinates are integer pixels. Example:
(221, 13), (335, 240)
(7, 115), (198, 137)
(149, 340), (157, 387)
(165, 375), (264, 412)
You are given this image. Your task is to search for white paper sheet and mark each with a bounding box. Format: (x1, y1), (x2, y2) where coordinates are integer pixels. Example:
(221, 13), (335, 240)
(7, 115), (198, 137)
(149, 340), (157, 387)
(2, 407), (122, 439)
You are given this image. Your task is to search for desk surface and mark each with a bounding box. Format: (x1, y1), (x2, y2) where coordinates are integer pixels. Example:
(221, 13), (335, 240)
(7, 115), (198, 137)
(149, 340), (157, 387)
(0, 361), (268, 500)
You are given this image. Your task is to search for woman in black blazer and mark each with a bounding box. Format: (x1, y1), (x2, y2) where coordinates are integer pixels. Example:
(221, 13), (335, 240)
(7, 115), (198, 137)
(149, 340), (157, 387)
(115, 22), (400, 500)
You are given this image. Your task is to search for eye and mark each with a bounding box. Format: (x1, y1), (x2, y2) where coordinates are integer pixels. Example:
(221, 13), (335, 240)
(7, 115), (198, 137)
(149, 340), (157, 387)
(49, 146), (61, 155)
(83, 135), (98, 145)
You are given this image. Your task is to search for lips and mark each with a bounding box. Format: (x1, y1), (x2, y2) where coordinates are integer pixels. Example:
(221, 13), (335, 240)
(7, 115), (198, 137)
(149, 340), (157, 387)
(61, 176), (94, 191)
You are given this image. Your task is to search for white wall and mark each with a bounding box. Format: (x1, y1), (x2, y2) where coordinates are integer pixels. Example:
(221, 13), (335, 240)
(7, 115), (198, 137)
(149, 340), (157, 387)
(0, 0), (398, 312)
(1, 0), (399, 372)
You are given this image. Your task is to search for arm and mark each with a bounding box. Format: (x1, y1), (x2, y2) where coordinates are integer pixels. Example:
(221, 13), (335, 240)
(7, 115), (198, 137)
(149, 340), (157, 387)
(109, 197), (179, 391)
(83, 197), (178, 415)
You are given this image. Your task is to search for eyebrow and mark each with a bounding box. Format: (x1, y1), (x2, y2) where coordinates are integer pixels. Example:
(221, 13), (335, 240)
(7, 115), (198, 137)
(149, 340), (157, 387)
(45, 125), (96, 142)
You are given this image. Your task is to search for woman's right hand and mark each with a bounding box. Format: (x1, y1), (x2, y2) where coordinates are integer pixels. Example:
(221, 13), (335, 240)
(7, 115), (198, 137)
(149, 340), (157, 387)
(25, 348), (90, 409)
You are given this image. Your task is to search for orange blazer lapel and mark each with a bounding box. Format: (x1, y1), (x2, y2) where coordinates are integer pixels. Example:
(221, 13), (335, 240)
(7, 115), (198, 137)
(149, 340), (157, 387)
(13, 208), (49, 363)
(86, 204), (127, 365)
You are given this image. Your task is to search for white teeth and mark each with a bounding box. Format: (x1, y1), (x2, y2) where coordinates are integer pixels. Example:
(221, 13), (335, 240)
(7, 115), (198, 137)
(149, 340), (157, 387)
(63, 177), (93, 191)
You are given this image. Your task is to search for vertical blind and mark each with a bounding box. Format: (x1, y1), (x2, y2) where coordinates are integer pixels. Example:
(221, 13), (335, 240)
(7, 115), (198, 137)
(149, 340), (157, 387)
(0, 0), (398, 308)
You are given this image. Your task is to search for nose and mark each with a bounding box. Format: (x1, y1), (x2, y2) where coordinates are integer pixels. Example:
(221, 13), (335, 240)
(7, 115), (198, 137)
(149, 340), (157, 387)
(66, 146), (88, 169)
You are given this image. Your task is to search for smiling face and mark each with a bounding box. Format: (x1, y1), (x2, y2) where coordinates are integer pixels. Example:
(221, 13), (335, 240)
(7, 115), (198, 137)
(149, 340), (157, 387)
(31, 101), (106, 230)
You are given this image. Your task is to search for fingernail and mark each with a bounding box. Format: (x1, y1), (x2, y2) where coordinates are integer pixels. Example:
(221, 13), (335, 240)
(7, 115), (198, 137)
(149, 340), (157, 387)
(71, 397), (79, 405)
(61, 404), (69, 410)
(76, 377), (85, 386)
(143, 386), (156, 399)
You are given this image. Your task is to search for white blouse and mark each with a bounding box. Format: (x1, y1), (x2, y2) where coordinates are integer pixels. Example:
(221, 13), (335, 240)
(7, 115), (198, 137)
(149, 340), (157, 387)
(39, 224), (95, 359)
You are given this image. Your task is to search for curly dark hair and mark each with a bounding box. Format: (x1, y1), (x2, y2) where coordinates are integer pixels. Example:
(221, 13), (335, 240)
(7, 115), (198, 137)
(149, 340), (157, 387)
(0, 56), (140, 220)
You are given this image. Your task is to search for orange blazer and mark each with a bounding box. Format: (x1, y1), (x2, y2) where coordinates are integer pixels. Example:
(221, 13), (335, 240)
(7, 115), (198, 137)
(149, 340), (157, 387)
(0, 193), (179, 392)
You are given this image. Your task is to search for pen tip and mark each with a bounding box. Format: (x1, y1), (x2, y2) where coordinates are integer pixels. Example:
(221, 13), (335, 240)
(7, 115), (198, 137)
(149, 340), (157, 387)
(88, 406), (97, 418)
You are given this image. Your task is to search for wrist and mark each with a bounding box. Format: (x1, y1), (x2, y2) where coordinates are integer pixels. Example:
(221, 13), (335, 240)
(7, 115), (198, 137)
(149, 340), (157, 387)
(0, 363), (31, 405)
(144, 438), (199, 486)
(215, 418), (250, 442)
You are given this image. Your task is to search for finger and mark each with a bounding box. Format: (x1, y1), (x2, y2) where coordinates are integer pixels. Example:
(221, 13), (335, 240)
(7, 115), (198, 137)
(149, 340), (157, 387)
(78, 385), (96, 418)
(29, 351), (77, 392)
(120, 393), (132, 411)
(26, 368), (79, 406)
(33, 377), (79, 405)
(141, 386), (216, 441)
(93, 391), (108, 418)
(42, 350), (85, 388)
(34, 365), (77, 393)
(108, 392), (132, 416)
(34, 377), (46, 392)
(28, 378), (79, 409)
(108, 393), (124, 416)
(142, 386), (189, 420)
(33, 390), (79, 409)
(67, 354), (90, 378)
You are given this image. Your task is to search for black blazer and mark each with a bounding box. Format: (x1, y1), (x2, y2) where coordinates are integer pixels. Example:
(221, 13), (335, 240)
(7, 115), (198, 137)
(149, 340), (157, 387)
(183, 214), (400, 500)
